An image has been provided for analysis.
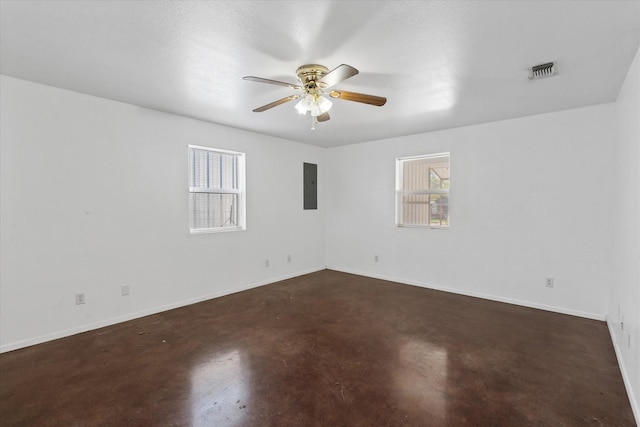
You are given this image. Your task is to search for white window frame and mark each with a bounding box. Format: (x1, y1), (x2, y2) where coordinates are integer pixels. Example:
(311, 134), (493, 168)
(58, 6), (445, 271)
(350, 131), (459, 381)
(188, 145), (246, 234)
(395, 152), (450, 229)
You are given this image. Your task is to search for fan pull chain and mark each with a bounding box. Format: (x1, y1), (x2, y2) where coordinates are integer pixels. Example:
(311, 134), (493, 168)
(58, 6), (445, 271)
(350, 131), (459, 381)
(311, 115), (316, 130)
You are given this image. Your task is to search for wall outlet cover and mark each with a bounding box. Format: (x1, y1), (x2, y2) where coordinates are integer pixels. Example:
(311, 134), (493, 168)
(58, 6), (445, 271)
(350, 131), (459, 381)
(75, 293), (85, 305)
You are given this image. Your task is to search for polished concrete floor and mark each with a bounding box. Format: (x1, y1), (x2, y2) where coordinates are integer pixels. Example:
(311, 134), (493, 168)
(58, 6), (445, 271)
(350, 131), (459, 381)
(0, 270), (635, 426)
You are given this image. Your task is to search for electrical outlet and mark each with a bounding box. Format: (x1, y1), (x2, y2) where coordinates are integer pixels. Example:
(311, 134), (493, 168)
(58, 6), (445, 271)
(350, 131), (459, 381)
(545, 278), (554, 288)
(374, 255), (379, 263)
(265, 259), (269, 267)
(287, 255), (291, 263)
(75, 293), (85, 305)
(121, 284), (130, 296)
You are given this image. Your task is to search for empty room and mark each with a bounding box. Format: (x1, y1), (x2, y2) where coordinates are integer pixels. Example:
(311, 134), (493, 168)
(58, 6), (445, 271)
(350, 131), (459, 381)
(1, 1), (639, 425)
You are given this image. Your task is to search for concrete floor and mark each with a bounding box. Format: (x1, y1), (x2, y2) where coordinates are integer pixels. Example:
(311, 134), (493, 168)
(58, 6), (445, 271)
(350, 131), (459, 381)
(0, 270), (635, 426)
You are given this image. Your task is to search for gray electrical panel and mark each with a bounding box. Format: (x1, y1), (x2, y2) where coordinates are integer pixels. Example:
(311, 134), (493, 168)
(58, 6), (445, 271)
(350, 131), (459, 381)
(303, 162), (317, 210)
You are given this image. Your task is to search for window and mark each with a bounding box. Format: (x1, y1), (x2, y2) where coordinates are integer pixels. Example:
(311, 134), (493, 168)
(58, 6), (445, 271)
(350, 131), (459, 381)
(188, 145), (245, 233)
(396, 153), (450, 228)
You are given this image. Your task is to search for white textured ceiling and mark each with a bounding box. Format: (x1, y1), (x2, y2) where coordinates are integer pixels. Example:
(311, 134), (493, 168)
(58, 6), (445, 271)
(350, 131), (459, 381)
(1, 1), (639, 147)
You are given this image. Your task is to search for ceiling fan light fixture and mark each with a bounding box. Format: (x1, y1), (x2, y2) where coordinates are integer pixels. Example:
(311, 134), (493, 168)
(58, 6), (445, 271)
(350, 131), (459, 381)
(294, 94), (316, 114)
(313, 96), (332, 116)
(294, 94), (332, 116)
(295, 97), (310, 114)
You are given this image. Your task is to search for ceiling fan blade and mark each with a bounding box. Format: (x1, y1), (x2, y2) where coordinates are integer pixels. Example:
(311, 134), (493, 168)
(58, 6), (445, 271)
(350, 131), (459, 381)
(253, 95), (301, 112)
(329, 90), (387, 106)
(318, 64), (359, 88)
(243, 76), (303, 90)
(317, 112), (330, 122)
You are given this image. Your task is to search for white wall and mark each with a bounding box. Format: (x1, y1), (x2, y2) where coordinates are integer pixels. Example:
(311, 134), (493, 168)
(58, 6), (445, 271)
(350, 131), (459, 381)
(326, 104), (615, 320)
(0, 76), (326, 352)
(610, 46), (640, 420)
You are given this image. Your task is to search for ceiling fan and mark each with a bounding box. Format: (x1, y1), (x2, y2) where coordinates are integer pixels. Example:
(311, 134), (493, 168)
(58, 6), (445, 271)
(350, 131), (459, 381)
(243, 64), (386, 129)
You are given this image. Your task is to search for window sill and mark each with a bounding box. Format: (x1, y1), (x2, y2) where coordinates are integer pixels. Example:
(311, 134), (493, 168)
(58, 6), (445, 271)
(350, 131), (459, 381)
(397, 224), (449, 230)
(190, 226), (245, 234)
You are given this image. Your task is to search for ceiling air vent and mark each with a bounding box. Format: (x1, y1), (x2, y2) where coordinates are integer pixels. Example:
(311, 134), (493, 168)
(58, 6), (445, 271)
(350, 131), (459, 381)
(529, 62), (557, 80)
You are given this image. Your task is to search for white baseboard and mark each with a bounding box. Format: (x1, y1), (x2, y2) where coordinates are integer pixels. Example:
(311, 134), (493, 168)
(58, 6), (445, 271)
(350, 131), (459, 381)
(0, 266), (326, 354)
(327, 266), (606, 321)
(607, 318), (639, 424)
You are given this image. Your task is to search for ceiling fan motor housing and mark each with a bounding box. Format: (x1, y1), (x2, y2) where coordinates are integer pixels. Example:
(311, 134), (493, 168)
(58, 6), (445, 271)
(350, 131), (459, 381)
(296, 64), (329, 89)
